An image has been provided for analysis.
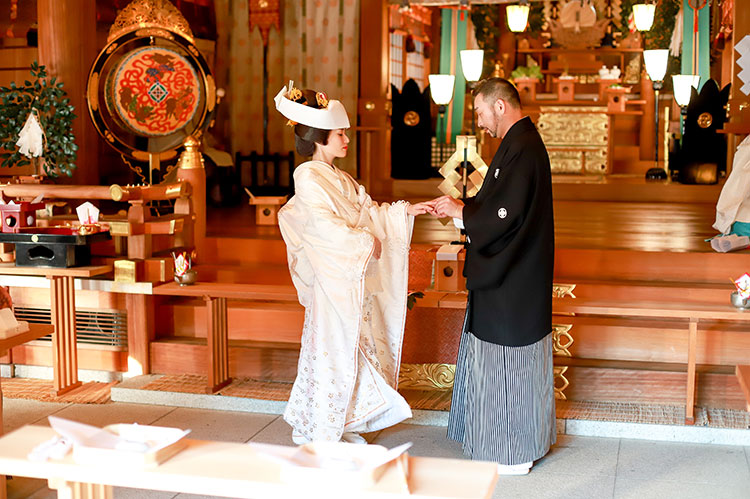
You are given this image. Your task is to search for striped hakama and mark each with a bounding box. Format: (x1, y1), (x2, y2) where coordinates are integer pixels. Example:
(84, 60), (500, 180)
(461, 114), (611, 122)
(447, 328), (556, 465)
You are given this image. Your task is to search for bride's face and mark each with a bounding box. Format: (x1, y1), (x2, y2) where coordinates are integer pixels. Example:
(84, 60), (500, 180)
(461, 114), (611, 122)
(318, 128), (350, 158)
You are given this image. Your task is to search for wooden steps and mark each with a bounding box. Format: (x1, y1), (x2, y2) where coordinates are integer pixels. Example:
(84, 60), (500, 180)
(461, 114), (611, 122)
(556, 279), (731, 303)
(555, 248), (746, 283)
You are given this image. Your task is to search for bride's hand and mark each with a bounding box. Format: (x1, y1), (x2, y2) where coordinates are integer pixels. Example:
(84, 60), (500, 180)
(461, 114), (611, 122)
(407, 202), (435, 216)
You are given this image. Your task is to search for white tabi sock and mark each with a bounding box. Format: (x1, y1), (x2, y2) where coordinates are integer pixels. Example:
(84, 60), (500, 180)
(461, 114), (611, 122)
(497, 461), (533, 476)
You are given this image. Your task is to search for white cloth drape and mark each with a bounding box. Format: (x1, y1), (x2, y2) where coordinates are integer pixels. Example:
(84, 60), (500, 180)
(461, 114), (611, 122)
(278, 161), (413, 442)
(714, 135), (750, 234)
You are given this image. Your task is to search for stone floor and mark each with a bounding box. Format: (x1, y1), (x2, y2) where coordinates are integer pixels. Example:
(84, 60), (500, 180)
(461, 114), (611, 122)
(3, 397), (750, 499)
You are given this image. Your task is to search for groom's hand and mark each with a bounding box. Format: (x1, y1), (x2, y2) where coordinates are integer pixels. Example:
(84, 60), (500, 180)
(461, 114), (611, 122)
(433, 195), (464, 219)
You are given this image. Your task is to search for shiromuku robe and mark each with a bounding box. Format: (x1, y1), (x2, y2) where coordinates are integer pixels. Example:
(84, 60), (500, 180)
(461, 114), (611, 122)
(714, 135), (750, 234)
(278, 160), (414, 442)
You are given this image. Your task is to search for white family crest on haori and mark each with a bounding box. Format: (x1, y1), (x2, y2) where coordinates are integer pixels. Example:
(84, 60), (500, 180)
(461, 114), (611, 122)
(16, 111), (45, 158)
(278, 161), (414, 442)
(273, 80), (350, 130)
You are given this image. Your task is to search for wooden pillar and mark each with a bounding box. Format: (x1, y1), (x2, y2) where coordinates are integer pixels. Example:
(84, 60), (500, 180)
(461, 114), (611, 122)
(175, 167), (205, 260)
(49, 275), (81, 395)
(127, 201), (152, 260)
(37, 0), (99, 185)
(125, 294), (154, 376)
(205, 296), (230, 393)
(685, 319), (698, 425)
(640, 74), (655, 161)
(358, 0), (392, 198)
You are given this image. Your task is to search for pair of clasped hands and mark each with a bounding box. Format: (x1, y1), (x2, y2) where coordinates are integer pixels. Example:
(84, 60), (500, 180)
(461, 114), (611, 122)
(406, 195), (463, 219)
(373, 196), (464, 260)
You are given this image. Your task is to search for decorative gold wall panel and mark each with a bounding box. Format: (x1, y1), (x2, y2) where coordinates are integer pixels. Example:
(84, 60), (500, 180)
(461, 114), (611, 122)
(537, 106), (609, 174)
(553, 283), (577, 298)
(552, 323), (574, 400)
(399, 363), (455, 390)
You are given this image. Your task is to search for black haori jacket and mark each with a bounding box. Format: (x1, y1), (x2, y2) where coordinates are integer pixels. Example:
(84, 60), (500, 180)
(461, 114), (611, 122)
(462, 116), (554, 347)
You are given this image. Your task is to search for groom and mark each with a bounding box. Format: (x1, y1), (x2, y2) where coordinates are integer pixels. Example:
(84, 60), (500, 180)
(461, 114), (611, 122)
(426, 77), (556, 475)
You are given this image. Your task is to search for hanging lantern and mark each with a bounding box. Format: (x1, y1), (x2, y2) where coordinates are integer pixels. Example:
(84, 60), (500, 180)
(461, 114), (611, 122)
(460, 50), (484, 82)
(506, 3), (530, 33)
(632, 3), (656, 32)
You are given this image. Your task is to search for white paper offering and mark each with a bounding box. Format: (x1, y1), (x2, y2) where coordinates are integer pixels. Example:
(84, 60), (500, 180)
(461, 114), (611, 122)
(48, 416), (190, 467)
(76, 201), (100, 225)
(250, 441), (412, 490)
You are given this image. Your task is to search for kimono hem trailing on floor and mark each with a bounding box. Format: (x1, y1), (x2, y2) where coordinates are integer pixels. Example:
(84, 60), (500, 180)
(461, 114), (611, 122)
(278, 160), (413, 442)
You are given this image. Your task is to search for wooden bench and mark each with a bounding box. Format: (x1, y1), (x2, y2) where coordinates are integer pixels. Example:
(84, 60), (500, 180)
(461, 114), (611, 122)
(152, 281), (298, 393)
(416, 291), (750, 425)
(552, 299), (750, 424)
(0, 425), (498, 499)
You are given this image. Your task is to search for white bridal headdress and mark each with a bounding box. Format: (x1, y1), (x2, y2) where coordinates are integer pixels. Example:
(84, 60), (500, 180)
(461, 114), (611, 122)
(274, 80), (350, 130)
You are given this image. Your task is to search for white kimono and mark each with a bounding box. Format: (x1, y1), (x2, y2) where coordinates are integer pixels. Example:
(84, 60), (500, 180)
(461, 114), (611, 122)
(714, 135), (750, 234)
(278, 160), (414, 442)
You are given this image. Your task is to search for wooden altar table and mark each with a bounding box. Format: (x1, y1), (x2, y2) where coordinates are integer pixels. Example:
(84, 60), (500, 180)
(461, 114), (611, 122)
(0, 425), (498, 499)
(0, 264), (112, 396)
(0, 324), (55, 499)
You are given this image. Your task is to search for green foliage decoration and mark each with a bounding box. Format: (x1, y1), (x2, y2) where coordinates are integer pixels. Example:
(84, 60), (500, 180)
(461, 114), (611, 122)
(0, 61), (77, 177)
(470, 5), (500, 79)
(511, 65), (543, 80)
(527, 2), (546, 35)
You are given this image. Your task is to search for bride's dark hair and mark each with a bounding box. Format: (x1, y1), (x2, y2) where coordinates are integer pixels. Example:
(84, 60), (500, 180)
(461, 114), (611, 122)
(292, 89), (330, 156)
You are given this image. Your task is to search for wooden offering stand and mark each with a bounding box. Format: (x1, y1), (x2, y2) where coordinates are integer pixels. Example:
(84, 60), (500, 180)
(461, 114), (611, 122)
(244, 188), (287, 226)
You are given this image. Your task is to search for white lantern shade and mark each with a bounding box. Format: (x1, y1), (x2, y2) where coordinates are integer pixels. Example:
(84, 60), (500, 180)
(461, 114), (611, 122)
(672, 74), (700, 107)
(460, 50), (484, 82)
(643, 49), (669, 82)
(429, 74), (455, 106)
(632, 3), (656, 32)
(506, 5), (530, 33)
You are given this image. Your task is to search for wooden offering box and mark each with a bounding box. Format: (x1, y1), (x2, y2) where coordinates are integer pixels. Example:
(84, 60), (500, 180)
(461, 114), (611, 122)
(0, 227), (110, 268)
(0, 201), (44, 233)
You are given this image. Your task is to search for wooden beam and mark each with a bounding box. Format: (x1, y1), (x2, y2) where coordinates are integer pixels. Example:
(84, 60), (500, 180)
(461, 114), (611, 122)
(358, 0), (392, 197)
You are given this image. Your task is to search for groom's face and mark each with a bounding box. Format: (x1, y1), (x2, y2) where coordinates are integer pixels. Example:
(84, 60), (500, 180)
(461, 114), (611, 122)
(474, 94), (498, 138)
